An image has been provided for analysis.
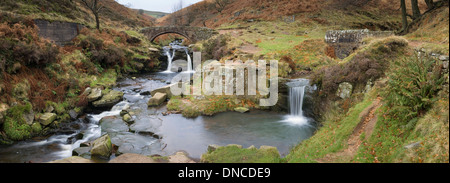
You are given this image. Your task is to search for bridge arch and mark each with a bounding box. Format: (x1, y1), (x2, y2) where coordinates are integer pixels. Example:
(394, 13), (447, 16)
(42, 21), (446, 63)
(140, 26), (218, 43)
(149, 31), (192, 43)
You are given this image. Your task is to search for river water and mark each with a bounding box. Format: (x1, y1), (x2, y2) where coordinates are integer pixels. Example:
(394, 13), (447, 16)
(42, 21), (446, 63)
(0, 73), (316, 163)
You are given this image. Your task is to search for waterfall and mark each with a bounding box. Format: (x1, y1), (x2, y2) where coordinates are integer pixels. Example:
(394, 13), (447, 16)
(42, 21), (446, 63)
(282, 79), (310, 126)
(185, 49), (193, 72)
(289, 85), (305, 117)
(162, 40), (193, 73)
(164, 49), (176, 73)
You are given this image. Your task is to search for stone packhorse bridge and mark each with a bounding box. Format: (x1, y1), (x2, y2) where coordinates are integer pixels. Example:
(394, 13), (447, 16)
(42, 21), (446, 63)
(140, 26), (218, 43)
(325, 29), (394, 59)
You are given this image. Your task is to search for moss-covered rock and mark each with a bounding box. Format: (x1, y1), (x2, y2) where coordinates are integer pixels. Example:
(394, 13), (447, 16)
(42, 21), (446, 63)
(31, 122), (42, 134)
(38, 113), (57, 126)
(90, 134), (113, 159)
(234, 107), (249, 113)
(87, 88), (102, 102)
(92, 90), (124, 108)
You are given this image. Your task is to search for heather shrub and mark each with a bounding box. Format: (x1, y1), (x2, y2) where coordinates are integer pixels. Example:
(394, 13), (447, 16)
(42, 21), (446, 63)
(311, 37), (408, 96)
(0, 22), (59, 71)
(89, 45), (126, 68)
(202, 34), (231, 60)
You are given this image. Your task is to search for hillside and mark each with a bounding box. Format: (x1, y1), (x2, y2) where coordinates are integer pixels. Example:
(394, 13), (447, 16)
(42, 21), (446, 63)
(0, 0), (154, 29)
(158, 0), (429, 30)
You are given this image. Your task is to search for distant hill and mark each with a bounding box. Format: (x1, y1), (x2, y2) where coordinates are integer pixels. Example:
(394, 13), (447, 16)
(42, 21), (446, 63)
(134, 9), (169, 19)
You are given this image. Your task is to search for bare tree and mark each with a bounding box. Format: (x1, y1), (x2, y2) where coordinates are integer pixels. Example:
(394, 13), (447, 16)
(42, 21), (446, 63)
(81, 0), (103, 30)
(400, 0), (408, 32)
(411, 0), (421, 20)
(171, 0), (184, 26)
(425, 0), (435, 10)
(213, 0), (232, 13)
(138, 9), (144, 15)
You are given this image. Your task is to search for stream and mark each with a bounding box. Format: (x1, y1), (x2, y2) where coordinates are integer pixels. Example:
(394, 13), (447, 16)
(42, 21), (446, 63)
(0, 40), (317, 163)
(0, 72), (316, 163)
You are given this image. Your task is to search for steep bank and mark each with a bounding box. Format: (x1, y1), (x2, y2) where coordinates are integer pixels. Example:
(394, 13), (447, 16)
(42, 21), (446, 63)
(0, 5), (160, 144)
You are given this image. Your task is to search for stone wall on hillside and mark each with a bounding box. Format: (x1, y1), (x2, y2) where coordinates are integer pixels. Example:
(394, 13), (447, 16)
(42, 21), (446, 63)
(34, 19), (85, 46)
(325, 29), (394, 59)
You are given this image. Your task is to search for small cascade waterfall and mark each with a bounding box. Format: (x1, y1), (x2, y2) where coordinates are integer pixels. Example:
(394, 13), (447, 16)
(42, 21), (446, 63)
(289, 85), (306, 117)
(162, 40), (193, 73)
(164, 49), (176, 73)
(186, 49), (193, 72)
(282, 79), (310, 126)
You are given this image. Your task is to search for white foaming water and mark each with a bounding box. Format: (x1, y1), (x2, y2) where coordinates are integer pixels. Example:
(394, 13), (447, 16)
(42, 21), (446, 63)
(186, 49), (193, 72)
(49, 101), (130, 159)
(281, 79), (310, 126)
(162, 49), (176, 73)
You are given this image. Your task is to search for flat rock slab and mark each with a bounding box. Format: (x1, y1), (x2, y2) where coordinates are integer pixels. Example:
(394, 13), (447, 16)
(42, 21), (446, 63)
(48, 156), (94, 163)
(39, 113), (57, 126)
(92, 90), (124, 108)
(109, 153), (156, 163)
(148, 92), (167, 107)
(168, 152), (195, 163)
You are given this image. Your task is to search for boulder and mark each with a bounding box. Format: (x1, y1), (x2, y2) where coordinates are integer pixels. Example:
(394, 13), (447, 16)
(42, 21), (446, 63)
(22, 109), (35, 125)
(31, 123), (42, 134)
(109, 153), (156, 163)
(147, 92), (167, 107)
(68, 109), (78, 120)
(207, 144), (221, 152)
(234, 107), (249, 113)
(48, 156), (94, 163)
(87, 88), (102, 102)
(90, 134), (113, 158)
(81, 87), (92, 96)
(122, 114), (134, 124)
(150, 83), (178, 98)
(168, 151), (195, 163)
(336, 82), (353, 99)
(39, 113), (57, 126)
(92, 90), (124, 108)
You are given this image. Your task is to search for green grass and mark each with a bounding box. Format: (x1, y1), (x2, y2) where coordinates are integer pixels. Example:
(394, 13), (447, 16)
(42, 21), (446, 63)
(285, 94), (375, 163)
(201, 146), (282, 163)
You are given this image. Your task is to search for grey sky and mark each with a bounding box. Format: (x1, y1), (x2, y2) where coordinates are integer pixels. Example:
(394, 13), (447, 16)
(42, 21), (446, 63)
(115, 0), (203, 13)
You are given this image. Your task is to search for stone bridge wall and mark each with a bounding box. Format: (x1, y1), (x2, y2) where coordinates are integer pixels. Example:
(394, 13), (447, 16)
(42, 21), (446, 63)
(34, 19), (84, 46)
(325, 29), (394, 59)
(140, 26), (217, 42)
